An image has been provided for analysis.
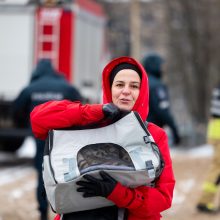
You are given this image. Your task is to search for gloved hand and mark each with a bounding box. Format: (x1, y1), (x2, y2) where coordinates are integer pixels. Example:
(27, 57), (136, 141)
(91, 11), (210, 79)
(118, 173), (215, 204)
(102, 103), (121, 120)
(76, 171), (117, 198)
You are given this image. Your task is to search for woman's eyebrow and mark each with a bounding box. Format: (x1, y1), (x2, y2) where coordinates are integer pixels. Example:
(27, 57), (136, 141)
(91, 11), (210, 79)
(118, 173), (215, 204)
(113, 80), (140, 84)
(114, 80), (124, 83)
(131, 81), (141, 84)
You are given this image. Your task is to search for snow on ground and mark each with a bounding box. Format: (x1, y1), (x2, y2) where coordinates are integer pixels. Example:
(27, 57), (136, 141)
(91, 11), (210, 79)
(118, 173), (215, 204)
(16, 136), (36, 158)
(0, 166), (34, 186)
(170, 144), (213, 208)
(171, 144), (213, 158)
(0, 136), (36, 189)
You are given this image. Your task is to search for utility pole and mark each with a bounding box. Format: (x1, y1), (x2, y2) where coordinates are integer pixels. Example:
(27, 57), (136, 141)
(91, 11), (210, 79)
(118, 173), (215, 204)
(130, 0), (141, 61)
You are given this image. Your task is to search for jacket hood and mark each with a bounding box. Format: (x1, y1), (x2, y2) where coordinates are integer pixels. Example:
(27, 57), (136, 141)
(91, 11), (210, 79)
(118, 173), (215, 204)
(30, 59), (61, 82)
(102, 56), (149, 121)
(142, 54), (164, 79)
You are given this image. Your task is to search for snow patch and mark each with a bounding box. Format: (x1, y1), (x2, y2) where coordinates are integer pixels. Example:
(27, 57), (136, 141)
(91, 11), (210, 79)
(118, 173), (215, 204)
(171, 144), (213, 158)
(0, 166), (34, 186)
(173, 179), (196, 205)
(16, 136), (36, 158)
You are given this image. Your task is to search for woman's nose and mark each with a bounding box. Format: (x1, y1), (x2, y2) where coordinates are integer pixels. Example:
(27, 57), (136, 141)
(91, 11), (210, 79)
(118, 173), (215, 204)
(122, 86), (131, 94)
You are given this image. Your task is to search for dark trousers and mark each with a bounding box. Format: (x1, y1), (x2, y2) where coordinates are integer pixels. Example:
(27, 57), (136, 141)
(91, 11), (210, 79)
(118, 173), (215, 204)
(35, 139), (48, 215)
(63, 206), (119, 220)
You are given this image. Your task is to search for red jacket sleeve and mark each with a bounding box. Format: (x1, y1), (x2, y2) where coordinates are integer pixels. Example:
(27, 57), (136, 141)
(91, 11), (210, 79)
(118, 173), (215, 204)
(54, 215), (60, 220)
(107, 123), (175, 219)
(30, 100), (104, 140)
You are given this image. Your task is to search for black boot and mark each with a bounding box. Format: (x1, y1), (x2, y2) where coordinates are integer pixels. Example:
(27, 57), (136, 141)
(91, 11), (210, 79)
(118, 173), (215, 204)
(197, 203), (218, 214)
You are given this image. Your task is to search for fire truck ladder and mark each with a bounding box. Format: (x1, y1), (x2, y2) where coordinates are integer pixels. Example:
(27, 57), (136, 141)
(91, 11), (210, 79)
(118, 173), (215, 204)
(37, 10), (61, 69)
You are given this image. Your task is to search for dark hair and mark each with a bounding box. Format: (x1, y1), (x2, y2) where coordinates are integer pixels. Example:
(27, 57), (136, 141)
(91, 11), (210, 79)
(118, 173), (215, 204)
(110, 63), (142, 87)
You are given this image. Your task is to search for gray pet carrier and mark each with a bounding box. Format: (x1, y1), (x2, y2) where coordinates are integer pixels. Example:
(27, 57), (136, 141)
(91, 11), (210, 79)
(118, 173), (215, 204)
(43, 111), (164, 214)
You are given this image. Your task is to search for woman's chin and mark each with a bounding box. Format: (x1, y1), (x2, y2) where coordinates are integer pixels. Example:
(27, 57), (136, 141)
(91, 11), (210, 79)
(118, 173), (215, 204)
(118, 104), (133, 111)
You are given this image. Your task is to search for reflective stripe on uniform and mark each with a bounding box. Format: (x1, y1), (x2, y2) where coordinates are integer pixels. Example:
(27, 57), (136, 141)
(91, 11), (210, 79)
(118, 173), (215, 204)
(210, 87), (220, 116)
(207, 119), (220, 139)
(206, 202), (216, 210)
(202, 182), (218, 193)
(210, 107), (220, 116)
(159, 100), (170, 109)
(213, 88), (220, 97)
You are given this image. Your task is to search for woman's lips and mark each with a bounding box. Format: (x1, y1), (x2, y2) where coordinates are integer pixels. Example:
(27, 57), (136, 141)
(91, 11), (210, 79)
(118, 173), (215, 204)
(120, 99), (131, 103)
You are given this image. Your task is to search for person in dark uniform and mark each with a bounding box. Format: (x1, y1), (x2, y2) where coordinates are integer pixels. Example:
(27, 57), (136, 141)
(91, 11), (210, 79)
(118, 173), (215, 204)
(142, 53), (180, 145)
(12, 59), (83, 220)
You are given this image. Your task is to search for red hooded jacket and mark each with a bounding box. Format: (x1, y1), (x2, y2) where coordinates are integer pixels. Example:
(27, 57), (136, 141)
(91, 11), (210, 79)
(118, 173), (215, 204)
(30, 57), (175, 220)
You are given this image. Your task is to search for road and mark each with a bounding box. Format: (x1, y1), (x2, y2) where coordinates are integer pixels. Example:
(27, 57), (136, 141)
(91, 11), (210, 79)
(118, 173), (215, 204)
(163, 145), (220, 220)
(0, 145), (220, 220)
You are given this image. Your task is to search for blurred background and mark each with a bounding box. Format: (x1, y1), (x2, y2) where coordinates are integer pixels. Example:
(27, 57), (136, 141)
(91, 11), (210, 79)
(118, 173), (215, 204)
(0, 0), (220, 220)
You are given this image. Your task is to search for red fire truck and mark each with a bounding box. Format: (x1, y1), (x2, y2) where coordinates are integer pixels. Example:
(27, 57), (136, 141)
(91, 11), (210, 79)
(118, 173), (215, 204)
(0, 0), (109, 151)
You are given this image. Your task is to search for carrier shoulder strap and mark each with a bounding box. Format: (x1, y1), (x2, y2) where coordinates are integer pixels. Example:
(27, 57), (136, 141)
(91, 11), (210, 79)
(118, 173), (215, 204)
(133, 112), (165, 178)
(133, 112), (154, 144)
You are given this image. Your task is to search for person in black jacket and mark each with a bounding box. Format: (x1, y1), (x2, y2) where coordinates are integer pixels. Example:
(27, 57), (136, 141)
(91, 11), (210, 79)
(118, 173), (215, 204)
(142, 53), (180, 145)
(12, 59), (83, 220)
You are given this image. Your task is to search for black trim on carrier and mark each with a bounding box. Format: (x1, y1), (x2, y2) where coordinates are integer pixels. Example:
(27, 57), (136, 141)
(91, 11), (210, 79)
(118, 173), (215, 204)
(46, 130), (57, 184)
(133, 111), (165, 178)
(133, 111), (151, 136)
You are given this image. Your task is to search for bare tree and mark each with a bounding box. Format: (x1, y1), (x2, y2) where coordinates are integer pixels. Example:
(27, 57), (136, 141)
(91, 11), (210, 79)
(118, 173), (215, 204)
(164, 0), (220, 125)
(130, 0), (141, 60)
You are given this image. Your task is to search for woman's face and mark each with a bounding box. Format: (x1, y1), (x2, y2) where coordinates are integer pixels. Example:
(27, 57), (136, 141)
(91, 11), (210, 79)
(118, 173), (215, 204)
(111, 69), (141, 111)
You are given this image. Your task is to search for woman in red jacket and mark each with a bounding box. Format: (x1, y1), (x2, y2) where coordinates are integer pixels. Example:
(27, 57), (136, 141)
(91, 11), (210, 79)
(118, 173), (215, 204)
(30, 56), (175, 220)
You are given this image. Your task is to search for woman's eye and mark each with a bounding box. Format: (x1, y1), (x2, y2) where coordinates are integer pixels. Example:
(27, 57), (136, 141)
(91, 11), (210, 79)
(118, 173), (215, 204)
(131, 84), (140, 89)
(116, 84), (123, 87)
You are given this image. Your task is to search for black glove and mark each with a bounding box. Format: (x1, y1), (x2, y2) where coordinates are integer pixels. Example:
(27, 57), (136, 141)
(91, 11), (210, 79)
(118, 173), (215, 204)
(102, 103), (121, 120)
(76, 171), (117, 198)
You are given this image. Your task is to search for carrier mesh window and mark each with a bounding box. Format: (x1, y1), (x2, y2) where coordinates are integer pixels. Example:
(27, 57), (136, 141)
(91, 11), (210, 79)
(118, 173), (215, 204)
(77, 143), (134, 174)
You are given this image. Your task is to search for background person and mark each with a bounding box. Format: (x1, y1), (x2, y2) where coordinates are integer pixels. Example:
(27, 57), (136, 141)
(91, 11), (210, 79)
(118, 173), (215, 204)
(12, 58), (83, 220)
(142, 53), (181, 146)
(30, 56), (175, 220)
(197, 83), (220, 213)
